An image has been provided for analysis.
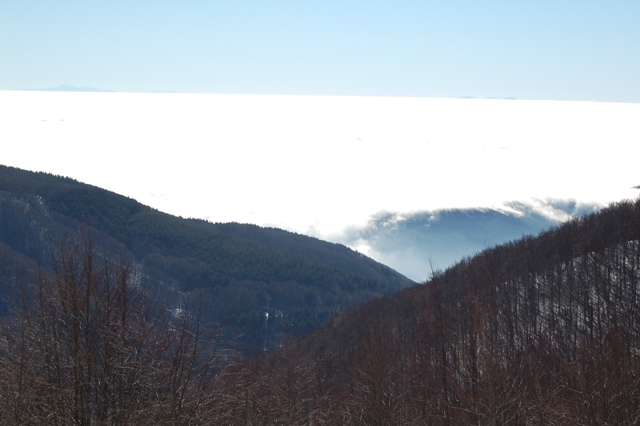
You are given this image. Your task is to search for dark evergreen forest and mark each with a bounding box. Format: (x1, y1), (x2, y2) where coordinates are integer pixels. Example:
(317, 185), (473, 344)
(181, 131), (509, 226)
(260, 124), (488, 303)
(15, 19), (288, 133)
(0, 165), (411, 352)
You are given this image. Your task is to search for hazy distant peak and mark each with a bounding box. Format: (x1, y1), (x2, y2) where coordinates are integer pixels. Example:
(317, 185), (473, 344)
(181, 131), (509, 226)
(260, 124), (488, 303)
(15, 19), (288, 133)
(457, 96), (518, 100)
(37, 85), (111, 93)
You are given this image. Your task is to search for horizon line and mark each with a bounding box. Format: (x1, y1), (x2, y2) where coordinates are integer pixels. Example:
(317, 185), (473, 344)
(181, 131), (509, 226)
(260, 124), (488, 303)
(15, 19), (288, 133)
(2, 87), (630, 104)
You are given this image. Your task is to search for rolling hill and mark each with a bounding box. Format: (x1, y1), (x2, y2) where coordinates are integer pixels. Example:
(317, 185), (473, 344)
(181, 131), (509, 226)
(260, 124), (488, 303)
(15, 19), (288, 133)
(0, 164), (413, 352)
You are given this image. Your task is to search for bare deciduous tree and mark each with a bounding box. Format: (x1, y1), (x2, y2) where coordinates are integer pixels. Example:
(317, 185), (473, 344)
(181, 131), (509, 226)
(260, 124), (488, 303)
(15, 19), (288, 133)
(0, 233), (225, 425)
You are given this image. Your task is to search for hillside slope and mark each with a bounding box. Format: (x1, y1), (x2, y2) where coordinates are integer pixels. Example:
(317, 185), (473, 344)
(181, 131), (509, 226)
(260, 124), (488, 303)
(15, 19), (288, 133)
(215, 197), (640, 424)
(0, 165), (412, 351)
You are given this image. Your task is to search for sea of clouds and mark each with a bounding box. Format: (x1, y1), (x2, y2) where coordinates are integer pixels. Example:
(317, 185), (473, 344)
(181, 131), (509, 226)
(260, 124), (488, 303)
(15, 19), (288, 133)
(2, 91), (639, 279)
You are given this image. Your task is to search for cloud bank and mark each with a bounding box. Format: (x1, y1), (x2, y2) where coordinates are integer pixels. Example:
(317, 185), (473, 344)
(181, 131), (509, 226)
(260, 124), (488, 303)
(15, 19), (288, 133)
(337, 200), (604, 281)
(1, 91), (638, 277)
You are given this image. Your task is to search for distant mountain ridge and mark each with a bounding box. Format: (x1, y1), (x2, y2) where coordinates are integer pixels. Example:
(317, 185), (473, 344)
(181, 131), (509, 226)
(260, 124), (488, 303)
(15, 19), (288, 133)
(345, 201), (602, 281)
(36, 84), (111, 92)
(0, 165), (412, 352)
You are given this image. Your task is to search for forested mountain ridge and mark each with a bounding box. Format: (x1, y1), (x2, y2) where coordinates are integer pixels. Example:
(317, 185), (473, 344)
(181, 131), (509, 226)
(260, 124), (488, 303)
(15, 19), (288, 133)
(213, 197), (640, 425)
(0, 165), (412, 350)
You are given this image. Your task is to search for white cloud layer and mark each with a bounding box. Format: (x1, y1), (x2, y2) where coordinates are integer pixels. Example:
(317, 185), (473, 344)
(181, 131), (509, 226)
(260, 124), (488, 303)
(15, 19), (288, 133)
(1, 91), (639, 274)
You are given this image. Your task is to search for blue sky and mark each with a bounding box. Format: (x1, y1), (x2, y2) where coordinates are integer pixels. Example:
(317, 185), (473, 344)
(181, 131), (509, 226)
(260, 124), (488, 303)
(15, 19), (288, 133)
(1, 1), (639, 101)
